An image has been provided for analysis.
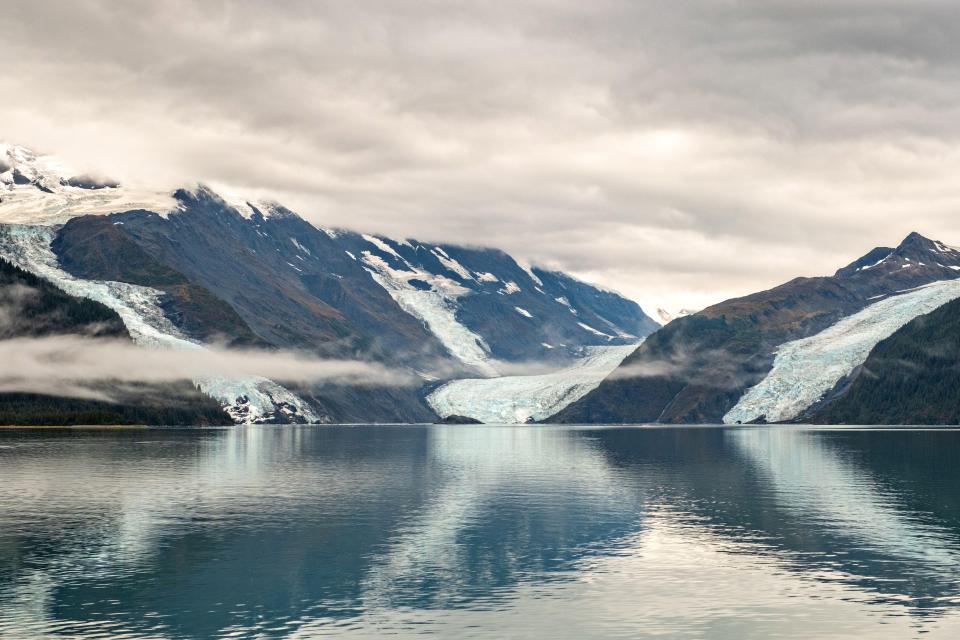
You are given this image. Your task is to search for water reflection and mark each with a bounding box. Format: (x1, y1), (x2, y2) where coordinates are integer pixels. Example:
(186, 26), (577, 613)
(1, 425), (960, 638)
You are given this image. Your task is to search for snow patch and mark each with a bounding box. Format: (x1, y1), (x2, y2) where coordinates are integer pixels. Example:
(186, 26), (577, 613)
(577, 321), (613, 339)
(499, 281), (521, 295)
(514, 307), (533, 318)
(934, 241), (959, 254)
(724, 279), (960, 424)
(290, 238), (311, 255)
(476, 272), (499, 283)
(431, 247), (474, 281)
(856, 257), (888, 272)
(363, 234), (404, 261)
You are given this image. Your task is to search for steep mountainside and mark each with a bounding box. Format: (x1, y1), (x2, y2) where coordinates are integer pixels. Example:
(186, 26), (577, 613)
(552, 232), (960, 424)
(53, 215), (264, 347)
(0, 258), (231, 425)
(813, 296), (960, 425)
(0, 144), (657, 423)
(725, 279), (960, 424)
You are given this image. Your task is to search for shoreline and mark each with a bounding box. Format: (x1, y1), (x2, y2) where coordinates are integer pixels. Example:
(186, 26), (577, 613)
(0, 424), (149, 430)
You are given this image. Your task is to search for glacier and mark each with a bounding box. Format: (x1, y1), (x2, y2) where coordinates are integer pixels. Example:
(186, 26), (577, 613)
(427, 343), (639, 424)
(360, 246), (498, 376)
(0, 224), (321, 424)
(724, 279), (960, 424)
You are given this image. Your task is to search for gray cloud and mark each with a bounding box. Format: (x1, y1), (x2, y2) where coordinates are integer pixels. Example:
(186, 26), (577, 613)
(4, 1), (960, 312)
(0, 335), (411, 400)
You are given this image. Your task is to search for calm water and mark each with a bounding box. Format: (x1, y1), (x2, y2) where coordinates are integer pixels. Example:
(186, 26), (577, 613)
(2, 425), (960, 639)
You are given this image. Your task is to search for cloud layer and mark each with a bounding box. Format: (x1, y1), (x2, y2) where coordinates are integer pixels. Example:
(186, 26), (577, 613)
(4, 1), (960, 311)
(0, 336), (410, 400)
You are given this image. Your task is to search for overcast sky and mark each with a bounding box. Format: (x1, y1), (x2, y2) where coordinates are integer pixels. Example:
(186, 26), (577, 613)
(4, 1), (960, 313)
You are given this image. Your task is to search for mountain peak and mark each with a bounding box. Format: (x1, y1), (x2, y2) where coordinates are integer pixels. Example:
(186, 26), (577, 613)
(896, 231), (934, 250)
(836, 232), (960, 278)
(892, 231), (960, 260)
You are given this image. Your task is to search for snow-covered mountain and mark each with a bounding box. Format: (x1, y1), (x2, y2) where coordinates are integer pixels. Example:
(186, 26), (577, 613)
(0, 143), (176, 224)
(0, 144), (658, 423)
(553, 231), (960, 424)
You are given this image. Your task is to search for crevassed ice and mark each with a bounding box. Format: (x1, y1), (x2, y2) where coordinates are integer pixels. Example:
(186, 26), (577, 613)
(427, 343), (639, 424)
(0, 224), (320, 424)
(724, 280), (960, 424)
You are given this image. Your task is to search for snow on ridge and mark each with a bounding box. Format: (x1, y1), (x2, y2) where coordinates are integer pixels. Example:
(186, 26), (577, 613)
(724, 279), (960, 424)
(0, 144), (177, 225)
(0, 176), (177, 225)
(205, 186), (258, 219)
(0, 224), (321, 424)
(514, 306), (533, 318)
(934, 241), (960, 254)
(476, 271), (499, 283)
(427, 343), (640, 424)
(857, 259), (883, 272)
(515, 259), (544, 287)
(363, 234), (404, 261)
(431, 247), (474, 281)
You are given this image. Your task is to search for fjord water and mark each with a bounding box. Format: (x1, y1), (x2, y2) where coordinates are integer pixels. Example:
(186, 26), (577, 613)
(2, 426), (960, 639)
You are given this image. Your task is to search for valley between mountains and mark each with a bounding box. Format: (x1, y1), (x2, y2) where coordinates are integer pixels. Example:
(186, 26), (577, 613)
(2, 142), (960, 425)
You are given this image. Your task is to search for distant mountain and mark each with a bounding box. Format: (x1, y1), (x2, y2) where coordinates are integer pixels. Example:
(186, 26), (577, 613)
(0, 144), (657, 423)
(552, 232), (960, 424)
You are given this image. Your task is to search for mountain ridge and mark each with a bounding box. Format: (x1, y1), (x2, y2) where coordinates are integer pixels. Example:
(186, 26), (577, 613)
(0, 143), (657, 423)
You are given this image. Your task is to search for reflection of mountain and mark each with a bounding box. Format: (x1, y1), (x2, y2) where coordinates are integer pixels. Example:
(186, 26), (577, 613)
(3, 426), (960, 637)
(357, 427), (646, 610)
(585, 427), (960, 615)
(0, 427), (645, 637)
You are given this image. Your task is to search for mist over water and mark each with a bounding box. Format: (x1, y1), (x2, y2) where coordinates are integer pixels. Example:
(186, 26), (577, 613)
(2, 424), (960, 639)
